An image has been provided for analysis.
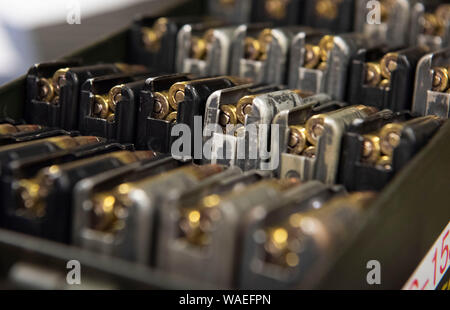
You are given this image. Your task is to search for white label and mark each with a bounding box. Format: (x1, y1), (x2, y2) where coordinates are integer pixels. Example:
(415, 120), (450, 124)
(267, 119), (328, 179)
(403, 222), (450, 290)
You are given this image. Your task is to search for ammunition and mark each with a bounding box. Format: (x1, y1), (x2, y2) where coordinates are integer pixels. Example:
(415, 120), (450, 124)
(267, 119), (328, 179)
(111, 150), (157, 163)
(88, 164), (224, 235)
(287, 125), (307, 155)
(379, 79), (390, 89)
(357, 105), (379, 115)
(16, 124), (43, 133)
(50, 96), (59, 106)
(431, 66), (449, 92)
(15, 150), (155, 219)
(436, 5), (450, 36)
(304, 44), (321, 69)
(379, 0), (389, 22)
(190, 36), (207, 60)
(108, 84), (125, 112)
(173, 76), (250, 158)
(114, 63), (148, 75)
(303, 146), (317, 158)
(165, 111), (178, 123)
(380, 52), (398, 79)
(244, 37), (262, 60)
(361, 134), (381, 164)
(177, 22), (239, 76)
(261, 191), (376, 271)
(264, 226), (292, 265)
(28, 62), (147, 131)
(92, 84), (126, 119)
(0, 124), (18, 135)
(305, 114), (325, 145)
(142, 27), (159, 51)
(436, 4), (450, 21)
(152, 91), (171, 119)
(227, 76), (254, 85)
(155, 170), (272, 279)
(317, 61), (328, 71)
(220, 0), (236, 7)
(236, 95), (256, 124)
(156, 176), (305, 287)
(376, 155), (392, 170)
(141, 17), (168, 52)
(318, 35), (334, 62)
(0, 124), (42, 135)
(264, 0), (289, 19)
(77, 164), (230, 265)
(1, 135), (98, 154)
(92, 94), (110, 119)
(51, 68), (69, 95)
(263, 222), (303, 268)
(257, 29), (273, 61)
(90, 189), (132, 234)
(292, 89), (315, 98)
(178, 197), (221, 246)
(16, 178), (46, 218)
(204, 29), (216, 50)
(364, 62), (382, 87)
(12, 136), (109, 218)
(232, 25), (295, 84)
(152, 17), (169, 35)
(0, 135), (100, 153)
(379, 122), (403, 155)
(306, 105), (377, 145)
(168, 81), (188, 110)
(48, 135), (101, 149)
(204, 84), (287, 163)
(356, 0), (411, 49)
(315, 0), (338, 20)
(243, 29), (272, 62)
(422, 13), (439, 36)
(107, 113), (115, 123)
(288, 32), (368, 101)
(36, 78), (55, 102)
(219, 104), (238, 127)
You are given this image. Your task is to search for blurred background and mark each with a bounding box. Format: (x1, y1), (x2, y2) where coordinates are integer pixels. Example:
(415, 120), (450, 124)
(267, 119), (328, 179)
(0, 0), (183, 84)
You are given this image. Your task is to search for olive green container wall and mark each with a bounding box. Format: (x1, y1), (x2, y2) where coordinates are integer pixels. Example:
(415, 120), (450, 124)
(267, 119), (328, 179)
(0, 0), (449, 289)
(317, 120), (450, 289)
